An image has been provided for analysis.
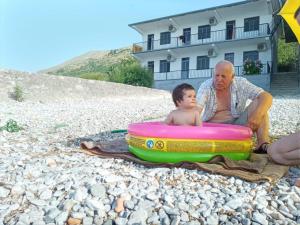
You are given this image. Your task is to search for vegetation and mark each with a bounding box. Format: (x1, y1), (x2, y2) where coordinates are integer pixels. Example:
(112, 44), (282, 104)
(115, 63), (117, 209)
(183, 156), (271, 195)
(12, 84), (24, 102)
(0, 119), (23, 132)
(243, 59), (263, 75)
(108, 58), (153, 87)
(48, 60), (111, 78)
(46, 47), (133, 80)
(46, 47), (154, 87)
(54, 123), (69, 131)
(277, 38), (299, 72)
(79, 72), (109, 81)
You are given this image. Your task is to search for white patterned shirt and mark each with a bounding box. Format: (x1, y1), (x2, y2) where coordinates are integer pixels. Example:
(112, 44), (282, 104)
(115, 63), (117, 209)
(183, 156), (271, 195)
(196, 77), (264, 121)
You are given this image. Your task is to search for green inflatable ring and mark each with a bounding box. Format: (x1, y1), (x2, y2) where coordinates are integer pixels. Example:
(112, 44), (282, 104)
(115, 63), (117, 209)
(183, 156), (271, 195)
(128, 145), (250, 163)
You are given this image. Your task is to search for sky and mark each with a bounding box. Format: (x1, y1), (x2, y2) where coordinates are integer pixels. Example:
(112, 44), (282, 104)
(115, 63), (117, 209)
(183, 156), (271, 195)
(0, 0), (242, 72)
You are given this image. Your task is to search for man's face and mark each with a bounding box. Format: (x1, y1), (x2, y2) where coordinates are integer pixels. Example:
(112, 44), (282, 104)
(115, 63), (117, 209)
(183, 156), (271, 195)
(213, 63), (234, 91)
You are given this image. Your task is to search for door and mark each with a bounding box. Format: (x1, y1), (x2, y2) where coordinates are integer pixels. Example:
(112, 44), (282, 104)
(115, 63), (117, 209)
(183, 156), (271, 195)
(147, 34), (154, 50)
(147, 61), (154, 74)
(226, 20), (236, 40)
(181, 57), (190, 79)
(182, 28), (191, 45)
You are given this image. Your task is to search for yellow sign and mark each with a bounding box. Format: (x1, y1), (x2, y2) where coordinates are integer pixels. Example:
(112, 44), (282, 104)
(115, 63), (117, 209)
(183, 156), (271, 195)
(278, 0), (300, 43)
(126, 134), (252, 153)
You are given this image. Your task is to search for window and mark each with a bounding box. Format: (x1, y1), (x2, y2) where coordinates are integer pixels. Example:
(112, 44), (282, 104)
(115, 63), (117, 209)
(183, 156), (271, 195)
(197, 56), (209, 70)
(225, 53), (234, 64)
(160, 32), (171, 45)
(198, 25), (211, 39)
(159, 60), (170, 73)
(147, 61), (154, 73)
(243, 51), (259, 62)
(244, 16), (259, 32)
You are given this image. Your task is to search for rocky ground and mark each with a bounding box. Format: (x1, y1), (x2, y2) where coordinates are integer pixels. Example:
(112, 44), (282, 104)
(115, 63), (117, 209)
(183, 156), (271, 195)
(0, 69), (300, 225)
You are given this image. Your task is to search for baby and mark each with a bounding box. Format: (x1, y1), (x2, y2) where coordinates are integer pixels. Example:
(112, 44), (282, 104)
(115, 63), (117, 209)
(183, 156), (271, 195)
(165, 83), (202, 126)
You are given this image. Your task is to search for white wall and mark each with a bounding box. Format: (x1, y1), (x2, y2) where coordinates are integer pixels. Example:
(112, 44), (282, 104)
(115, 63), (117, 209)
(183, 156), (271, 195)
(141, 43), (272, 72)
(135, 0), (273, 79)
(139, 7), (272, 43)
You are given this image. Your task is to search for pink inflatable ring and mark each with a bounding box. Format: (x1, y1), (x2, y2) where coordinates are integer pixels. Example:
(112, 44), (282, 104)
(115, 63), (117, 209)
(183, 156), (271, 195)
(128, 122), (252, 140)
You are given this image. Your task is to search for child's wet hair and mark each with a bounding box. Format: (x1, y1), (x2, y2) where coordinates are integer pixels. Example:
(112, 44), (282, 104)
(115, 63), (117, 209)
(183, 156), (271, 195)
(172, 83), (195, 107)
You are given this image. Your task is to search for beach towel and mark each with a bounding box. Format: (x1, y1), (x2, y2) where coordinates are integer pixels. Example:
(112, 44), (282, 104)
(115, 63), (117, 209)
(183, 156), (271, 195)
(80, 138), (289, 184)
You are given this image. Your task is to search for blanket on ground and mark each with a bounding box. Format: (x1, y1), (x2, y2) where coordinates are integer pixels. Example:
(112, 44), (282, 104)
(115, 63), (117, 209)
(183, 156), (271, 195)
(80, 139), (289, 184)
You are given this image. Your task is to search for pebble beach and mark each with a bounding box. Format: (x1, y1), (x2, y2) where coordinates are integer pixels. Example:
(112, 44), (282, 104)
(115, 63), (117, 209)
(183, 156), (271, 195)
(0, 70), (300, 225)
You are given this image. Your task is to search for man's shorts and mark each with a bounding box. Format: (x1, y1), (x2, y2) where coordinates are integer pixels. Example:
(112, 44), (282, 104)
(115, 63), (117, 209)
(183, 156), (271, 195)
(223, 109), (248, 126)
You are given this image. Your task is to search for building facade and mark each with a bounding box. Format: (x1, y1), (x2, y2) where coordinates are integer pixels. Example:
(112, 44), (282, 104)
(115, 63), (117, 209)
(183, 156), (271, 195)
(129, 0), (278, 91)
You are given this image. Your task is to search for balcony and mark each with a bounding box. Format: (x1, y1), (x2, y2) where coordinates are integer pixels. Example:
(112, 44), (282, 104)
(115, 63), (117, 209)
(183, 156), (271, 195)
(154, 62), (271, 80)
(132, 23), (270, 53)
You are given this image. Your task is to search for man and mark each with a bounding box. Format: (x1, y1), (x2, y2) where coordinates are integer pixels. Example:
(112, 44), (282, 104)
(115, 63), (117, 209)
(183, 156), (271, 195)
(196, 60), (273, 153)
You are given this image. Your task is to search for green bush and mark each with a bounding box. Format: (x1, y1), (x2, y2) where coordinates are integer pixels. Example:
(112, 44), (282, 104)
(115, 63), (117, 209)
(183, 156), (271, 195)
(80, 72), (108, 81)
(13, 84), (24, 102)
(108, 58), (153, 87)
(243, 59), (263, 75)
(0, 119), (23, 132)
(277, 38), (298, 72)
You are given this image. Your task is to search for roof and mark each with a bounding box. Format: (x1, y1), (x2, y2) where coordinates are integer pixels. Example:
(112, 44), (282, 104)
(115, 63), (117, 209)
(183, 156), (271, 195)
(128, 0), (261, 27)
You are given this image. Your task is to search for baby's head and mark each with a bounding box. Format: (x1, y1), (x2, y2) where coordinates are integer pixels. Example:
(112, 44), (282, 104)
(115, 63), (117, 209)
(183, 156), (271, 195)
(172, 83), (196, 108)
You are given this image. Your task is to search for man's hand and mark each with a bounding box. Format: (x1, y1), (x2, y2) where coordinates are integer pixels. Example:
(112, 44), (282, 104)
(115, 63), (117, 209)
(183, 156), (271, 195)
(246, 92), (272, 131)
(247, 111), (263, 131)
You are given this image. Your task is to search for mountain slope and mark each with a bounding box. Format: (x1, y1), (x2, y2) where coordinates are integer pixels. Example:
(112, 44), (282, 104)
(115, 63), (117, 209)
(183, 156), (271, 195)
(39, 47), (133, 79)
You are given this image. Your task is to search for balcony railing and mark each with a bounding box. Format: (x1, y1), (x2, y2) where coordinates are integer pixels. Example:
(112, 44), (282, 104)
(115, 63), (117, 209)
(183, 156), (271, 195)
(132, 23), (270, 53)
(154, 62), (271, 81)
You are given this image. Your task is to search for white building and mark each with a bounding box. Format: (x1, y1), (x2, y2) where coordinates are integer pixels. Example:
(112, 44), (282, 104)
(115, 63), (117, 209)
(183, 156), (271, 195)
(129, 0), (280, 91)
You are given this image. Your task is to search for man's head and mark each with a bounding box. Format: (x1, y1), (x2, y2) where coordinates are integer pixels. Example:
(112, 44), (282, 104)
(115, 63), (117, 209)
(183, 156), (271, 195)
(213, 60), (235, 91)
(172, 83), (196, 108)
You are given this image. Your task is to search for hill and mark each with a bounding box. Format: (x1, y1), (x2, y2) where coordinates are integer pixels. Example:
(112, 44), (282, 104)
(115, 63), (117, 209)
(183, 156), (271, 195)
(39, 47), (133, 80)
(0, 68), (169, 103)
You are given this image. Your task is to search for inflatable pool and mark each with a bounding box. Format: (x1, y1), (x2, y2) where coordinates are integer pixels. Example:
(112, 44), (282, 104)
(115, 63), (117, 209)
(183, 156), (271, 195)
(127, 122), (253, 163)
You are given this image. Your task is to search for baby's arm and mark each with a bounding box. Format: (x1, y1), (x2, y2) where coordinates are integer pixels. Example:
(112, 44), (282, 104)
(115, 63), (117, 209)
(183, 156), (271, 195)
(195, 105), (203, 114)
(194, 111), (202, 126)
(164, 112), (174, 125)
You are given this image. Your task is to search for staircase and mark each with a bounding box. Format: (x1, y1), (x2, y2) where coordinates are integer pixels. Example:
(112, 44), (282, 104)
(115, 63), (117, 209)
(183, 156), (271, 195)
(270, 72), (300, 96)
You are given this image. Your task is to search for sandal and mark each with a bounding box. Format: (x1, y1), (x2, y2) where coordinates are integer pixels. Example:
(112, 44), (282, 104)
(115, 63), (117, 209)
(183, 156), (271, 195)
(253, 142), (270, 154)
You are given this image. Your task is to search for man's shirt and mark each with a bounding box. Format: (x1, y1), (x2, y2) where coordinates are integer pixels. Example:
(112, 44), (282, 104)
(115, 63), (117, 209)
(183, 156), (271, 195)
(196, 77), (264, 121)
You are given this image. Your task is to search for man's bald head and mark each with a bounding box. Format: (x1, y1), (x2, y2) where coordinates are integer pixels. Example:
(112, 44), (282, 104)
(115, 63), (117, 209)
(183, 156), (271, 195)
(213, 60), (235, 91)
(215, 60), (235, 78)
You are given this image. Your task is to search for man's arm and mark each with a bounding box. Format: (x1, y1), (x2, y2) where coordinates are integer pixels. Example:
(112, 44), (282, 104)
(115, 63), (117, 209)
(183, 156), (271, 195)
(247, 91), (273, 131)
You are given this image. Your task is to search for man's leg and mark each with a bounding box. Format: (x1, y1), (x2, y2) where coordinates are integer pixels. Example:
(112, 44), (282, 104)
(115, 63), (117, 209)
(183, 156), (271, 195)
(255, 113), (270, 147)
(246, 98), (270, 148)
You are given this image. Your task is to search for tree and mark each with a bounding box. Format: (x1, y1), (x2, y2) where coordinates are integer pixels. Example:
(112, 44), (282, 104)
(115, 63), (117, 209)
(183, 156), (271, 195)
(277, 38), (298, 72)
(108, 58), (153, 87)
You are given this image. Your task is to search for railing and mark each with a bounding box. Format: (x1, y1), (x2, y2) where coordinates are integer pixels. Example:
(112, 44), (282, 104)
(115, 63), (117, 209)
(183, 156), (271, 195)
(234, 62), (271, 76)
(132, 23), (270, 53)
(154, 62), (271, 81)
